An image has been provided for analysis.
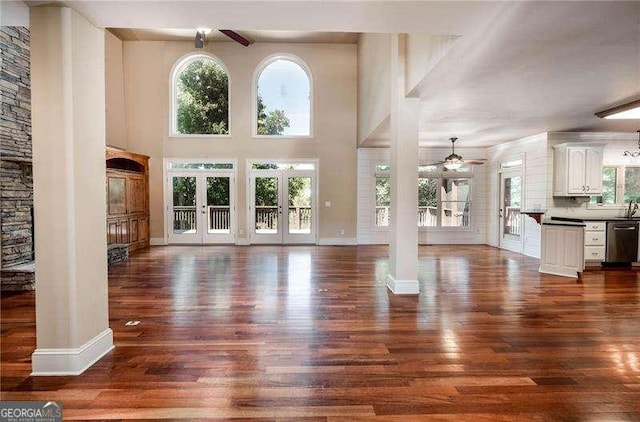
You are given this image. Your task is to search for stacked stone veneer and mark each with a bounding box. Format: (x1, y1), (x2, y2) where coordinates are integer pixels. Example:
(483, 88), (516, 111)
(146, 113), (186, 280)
(1, 27), (34, 291)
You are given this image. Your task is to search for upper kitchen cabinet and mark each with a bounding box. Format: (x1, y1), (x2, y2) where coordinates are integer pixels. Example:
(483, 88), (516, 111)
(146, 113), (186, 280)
(553, 143), (605, 196)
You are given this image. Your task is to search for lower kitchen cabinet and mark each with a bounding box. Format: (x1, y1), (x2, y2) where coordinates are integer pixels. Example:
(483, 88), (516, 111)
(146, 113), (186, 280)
(540, 223), (585, 278)
(584, 221), (606, 265)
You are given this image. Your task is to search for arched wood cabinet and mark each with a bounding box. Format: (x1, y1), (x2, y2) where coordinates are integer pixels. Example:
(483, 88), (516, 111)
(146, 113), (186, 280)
(106, 148), (150, 251)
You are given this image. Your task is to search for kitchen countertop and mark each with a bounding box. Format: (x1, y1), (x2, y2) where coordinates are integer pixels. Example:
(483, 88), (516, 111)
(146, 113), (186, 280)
(543, 219), (586, 227)
(551, 216), (640, 222)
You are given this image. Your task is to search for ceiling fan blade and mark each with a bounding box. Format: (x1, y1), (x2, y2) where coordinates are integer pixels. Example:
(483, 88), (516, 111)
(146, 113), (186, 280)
(219, 30), (253, 46)
(425, 161), (445, 166)
(463, 159), (487, 165)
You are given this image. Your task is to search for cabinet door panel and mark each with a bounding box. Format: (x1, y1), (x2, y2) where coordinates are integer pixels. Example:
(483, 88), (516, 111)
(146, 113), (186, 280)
(107, 177), (127, 215)
(139, 217), (148, 242)
(130, 218), (139, 243)
(567, 148), (586, 194)
(128, 177), (146, 214)
(585, 148), (603, 194)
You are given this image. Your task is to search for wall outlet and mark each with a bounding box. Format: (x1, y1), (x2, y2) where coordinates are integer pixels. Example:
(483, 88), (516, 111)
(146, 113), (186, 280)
(340, 229), (345, 235)
(324, 201), (331, 207)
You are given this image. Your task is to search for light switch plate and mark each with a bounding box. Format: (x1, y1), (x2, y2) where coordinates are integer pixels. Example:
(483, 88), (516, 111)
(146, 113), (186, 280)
(324, 201), (331, 207)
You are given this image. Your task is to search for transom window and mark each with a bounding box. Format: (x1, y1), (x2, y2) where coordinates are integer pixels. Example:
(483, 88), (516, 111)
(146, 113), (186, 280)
(374, 165), (473, 228)
(590, 165), (640, 207)
(172, 54), (230, 136)
(255, 56), (311, 137)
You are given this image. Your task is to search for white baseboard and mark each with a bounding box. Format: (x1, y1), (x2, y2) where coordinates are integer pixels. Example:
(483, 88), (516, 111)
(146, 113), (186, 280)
(318, 237), (357, 246)
(31, 328), (114, 376)
(235, 237), (249, 246)
(150, 237), (166, 246)
(387, 274), (419, 294)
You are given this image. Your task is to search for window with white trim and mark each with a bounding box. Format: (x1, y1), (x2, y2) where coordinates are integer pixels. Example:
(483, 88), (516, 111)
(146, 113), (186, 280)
(255, 56), (311, 136)
(171, 54), (229, 135)
(374, 165), (473, 228)
(590, 165), (640, 207)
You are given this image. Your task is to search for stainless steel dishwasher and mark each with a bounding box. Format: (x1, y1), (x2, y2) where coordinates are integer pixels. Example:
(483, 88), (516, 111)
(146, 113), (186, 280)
(606, 221), (639, 263)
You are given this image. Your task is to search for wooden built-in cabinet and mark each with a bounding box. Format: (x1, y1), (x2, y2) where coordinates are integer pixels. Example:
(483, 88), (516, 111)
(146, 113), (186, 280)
(106, 148), (150, 251)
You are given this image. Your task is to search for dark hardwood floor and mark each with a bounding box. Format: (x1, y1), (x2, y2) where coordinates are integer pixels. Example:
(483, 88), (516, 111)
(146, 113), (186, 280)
(2, 245), (640, 420)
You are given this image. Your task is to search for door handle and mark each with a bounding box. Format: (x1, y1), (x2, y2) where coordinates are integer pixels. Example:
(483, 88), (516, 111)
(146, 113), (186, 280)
(613, 227), (636, 231)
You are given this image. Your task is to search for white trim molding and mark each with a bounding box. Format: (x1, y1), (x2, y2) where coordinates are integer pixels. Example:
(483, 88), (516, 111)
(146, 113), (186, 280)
(235, 237), (250, 246)
(150, 237), (167, 246)
(387, 274), (419, 295)
(31, 328), (114, 376)
(317, 237), (357, 246)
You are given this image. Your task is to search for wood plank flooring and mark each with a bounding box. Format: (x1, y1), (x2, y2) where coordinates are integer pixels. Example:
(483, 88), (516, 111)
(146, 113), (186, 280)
(2, 245), (640, 420)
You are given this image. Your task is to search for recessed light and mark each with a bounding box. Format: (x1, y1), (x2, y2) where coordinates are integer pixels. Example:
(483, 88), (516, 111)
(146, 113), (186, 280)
(196, 28), (212, 35)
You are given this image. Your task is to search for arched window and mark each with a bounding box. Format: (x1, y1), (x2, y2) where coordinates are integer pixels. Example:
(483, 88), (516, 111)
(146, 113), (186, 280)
(171, 53), (230, 136)
(254, 55), (311, 137)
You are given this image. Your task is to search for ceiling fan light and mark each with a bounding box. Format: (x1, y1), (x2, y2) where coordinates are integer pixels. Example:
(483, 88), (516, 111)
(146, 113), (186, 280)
(443, 154), (464, 170)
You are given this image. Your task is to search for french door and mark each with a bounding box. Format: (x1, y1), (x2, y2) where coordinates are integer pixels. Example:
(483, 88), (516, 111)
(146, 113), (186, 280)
(249, 170), (316, 244)
(168, 172), (235, 244)
(499, 169), (523, 253)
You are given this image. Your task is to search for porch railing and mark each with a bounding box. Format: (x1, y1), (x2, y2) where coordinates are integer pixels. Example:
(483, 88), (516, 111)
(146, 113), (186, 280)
(504, 206), (521, 236)
(173, 206), (231, 231)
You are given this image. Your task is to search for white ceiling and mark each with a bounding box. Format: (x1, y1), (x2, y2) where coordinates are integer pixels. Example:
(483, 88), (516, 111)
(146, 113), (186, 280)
(107, 28), (359, 44)
(26, 0), (640, 148)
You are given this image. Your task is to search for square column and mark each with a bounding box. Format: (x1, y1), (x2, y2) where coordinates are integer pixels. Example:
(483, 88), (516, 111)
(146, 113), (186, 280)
(30, 6), (112, 375)
(387, 34), (420, 294)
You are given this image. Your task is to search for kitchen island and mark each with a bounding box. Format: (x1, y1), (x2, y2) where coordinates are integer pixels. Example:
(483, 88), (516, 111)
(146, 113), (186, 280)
(540, 219), (585, 278)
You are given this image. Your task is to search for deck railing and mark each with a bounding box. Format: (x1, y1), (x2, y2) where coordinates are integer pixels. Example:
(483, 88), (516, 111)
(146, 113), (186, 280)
(173, 206), (231, 231)
(376, 205), (469, 227)
(504, 206), (521, 236)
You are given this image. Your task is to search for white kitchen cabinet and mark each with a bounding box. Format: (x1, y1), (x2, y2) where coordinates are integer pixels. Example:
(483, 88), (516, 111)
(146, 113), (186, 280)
(584, 221), (606, 265)
(540, 223), (585, 278)
(553, 143), (605, 196)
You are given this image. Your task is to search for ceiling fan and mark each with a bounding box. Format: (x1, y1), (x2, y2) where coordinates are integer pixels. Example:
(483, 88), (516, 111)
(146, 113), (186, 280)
(195, 29), (254, 48)
(429, 137), (487, 170)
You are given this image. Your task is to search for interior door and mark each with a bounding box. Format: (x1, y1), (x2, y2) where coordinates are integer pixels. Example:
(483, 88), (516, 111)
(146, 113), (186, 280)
(169, 173), (235, 244)
(499, 169), (523, 253)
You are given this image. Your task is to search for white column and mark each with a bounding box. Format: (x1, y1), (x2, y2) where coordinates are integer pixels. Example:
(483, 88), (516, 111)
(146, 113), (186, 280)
(31, 6), (113, 375)
(387, 34), (420, 295)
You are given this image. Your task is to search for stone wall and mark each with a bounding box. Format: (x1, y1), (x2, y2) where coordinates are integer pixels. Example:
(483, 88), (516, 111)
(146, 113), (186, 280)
(1, 26), (34, 291)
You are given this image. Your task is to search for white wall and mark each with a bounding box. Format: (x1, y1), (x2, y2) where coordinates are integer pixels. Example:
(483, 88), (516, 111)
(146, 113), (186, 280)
(357, 33), (390, 144)
(105, 30), (127, 149)
(31, 6), (109, 350)
(0, 0), (29, 26)
(405, 34), (459, 96)
(357, 147), (488, 245)
(121, 40), (357, 243)
(486, 133), (548, 258)
(546, 132), (640, 219)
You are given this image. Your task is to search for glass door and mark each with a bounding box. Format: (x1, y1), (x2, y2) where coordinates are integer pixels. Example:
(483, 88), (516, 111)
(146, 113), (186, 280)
(499, 169), (523, 253)
(250, 172), (282, 244)
(202, 174), (235, 244)
(284, 172), (314, 244)
(170, 174), (200, 243)
(168, 172), (235, 244)
(249, 168), (316, 244)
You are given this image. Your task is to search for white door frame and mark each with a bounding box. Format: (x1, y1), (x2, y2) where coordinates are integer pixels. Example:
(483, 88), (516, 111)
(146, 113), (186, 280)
(498, 157), (525, 254)
(164, 158), (237, 245)
(246, 159), (318, 245)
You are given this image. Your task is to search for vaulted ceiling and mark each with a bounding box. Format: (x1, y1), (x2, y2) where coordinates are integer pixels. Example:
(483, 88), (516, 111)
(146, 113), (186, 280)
(27, 0), (640, 147)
